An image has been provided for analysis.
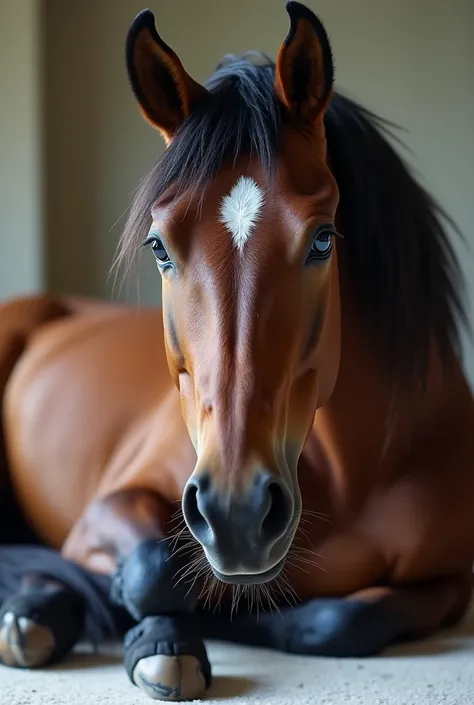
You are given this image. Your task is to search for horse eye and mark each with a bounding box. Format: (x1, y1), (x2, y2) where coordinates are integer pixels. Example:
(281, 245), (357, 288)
(150, 238), (171, 265)
(307, 227), (335, 263)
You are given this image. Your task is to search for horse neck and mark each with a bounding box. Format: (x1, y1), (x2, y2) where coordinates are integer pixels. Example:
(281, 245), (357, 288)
(311, 249), (470, 511)
(311, 252), (443, 502)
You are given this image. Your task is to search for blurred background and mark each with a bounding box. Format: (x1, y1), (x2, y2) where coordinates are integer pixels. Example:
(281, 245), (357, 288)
(1, 0), (473, 384)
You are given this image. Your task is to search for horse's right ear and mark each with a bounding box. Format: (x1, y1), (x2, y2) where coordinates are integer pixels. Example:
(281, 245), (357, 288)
(126, 10), (209, 143)
(274, 2), (334, 125)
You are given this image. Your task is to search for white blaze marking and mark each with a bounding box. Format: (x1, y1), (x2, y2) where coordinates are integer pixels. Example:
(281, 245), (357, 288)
(219, 176), (265, 251)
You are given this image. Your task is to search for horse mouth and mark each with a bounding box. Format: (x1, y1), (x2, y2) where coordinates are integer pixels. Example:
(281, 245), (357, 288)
(209, 557), (285, 585)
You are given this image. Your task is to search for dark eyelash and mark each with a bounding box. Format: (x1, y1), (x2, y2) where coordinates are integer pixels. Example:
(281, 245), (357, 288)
(316, 223), (344, 239)
(141, 232), (162, 248)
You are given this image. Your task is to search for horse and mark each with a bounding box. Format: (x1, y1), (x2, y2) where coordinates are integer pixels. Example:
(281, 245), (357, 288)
(1, 2), (473, 701)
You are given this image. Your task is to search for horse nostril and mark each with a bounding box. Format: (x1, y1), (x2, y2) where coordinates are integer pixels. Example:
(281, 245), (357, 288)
(182, 482), (210, 542)
(183, 472), (294, 576)
(261, 480), (292, 542)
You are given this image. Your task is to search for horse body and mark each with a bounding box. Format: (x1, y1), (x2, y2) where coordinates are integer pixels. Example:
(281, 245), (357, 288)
(3, 289), (474, 598)
(1, 2), (474, 702)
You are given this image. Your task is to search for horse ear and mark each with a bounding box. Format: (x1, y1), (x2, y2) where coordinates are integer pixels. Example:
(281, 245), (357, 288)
(126, 10), (209, 142)
(275, 2), (334, 125)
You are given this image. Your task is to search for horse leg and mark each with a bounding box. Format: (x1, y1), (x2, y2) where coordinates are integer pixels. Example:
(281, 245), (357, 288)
(61, 489), (211, 701)
(113, 540), (210, 702)
(197, 575), (472, 656)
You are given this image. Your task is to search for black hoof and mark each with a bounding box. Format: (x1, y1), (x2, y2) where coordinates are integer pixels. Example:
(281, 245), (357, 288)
(0, 583), (85, 668)
(124, 615), (211, 701)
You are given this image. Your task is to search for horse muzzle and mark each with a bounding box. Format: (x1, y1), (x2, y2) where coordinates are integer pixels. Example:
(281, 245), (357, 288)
(182, 469), (295, 584)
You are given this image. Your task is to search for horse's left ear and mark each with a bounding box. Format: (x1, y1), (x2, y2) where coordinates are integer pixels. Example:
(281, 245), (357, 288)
(126, 10), (209, 142)
(275, 2), (334, 125)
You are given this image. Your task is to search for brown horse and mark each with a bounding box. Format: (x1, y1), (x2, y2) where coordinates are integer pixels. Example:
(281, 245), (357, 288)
(1, 2), (474, 701)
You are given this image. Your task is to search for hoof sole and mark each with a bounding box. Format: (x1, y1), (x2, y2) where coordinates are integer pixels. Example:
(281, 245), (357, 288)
(133, 653), (207, 701)
(0, 612), (55, 668)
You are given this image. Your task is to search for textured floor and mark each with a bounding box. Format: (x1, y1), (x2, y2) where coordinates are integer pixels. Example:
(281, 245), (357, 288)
(2, 602), (474, 705)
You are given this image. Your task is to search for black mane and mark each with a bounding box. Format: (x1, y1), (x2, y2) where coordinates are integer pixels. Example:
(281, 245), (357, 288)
(118, 54), (466, 389)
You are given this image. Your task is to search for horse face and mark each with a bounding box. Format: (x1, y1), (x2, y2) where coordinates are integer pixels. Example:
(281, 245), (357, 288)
(125, 3), (340, 583)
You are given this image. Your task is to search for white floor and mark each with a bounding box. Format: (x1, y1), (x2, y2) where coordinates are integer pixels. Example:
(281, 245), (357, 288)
(2, 602), (474, 705)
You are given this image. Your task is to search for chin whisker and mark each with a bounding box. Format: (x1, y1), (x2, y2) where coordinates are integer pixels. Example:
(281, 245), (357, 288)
(286, 547), (327, 573)
(212, 581), (226, 613)
(300, 509), (332, 523)
(184, 565), (210, 599)
(278, 570), (301, 605)
(285, 558), (310, 575)
(201, 573), (222, 610)
(173, 551), (206, 584)
(262, 582), (281, 615)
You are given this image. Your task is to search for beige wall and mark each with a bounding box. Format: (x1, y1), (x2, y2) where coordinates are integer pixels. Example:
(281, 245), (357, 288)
(4, 1), (474, 382)
(0, 0), (43, 297)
